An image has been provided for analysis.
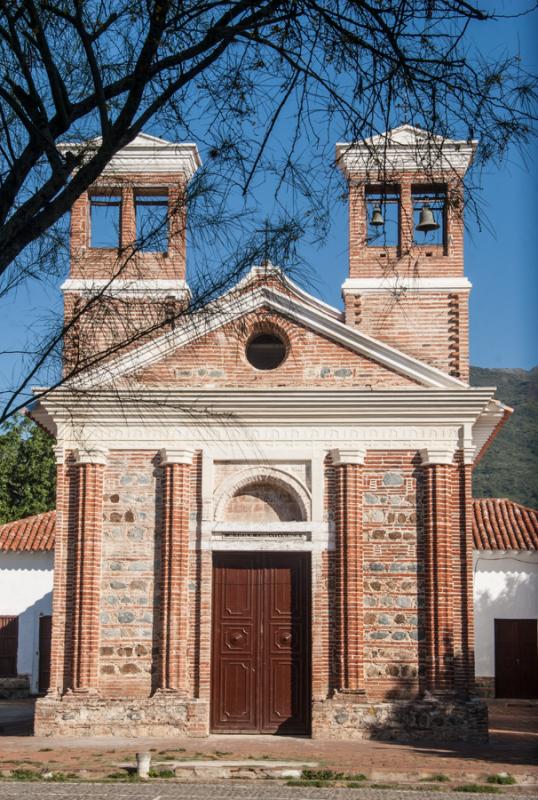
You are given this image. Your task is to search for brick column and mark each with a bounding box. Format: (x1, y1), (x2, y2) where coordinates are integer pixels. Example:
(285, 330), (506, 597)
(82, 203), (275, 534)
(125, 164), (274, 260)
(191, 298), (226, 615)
(456, 453), (476, 697)
(157, 448), (193, 693)
(70, 449), (107, 692)
(420, 448), (455, 694)
(332, 448), (366, 696)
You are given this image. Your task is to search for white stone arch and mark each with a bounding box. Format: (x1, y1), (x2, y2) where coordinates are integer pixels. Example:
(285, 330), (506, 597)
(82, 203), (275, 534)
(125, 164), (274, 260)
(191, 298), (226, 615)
(213, 466), (311, 523)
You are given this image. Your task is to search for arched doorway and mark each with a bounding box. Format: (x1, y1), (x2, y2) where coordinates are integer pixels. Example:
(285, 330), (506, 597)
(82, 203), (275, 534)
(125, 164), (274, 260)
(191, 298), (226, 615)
(211, 477), (311, 734)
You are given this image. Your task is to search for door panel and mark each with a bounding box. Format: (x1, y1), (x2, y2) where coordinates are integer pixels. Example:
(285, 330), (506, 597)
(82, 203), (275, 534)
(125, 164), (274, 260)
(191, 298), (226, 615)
(211, 552), (310, 734)
(212, 558), (258, 730)
(38, 615), (52, 693)
(495, 619), (538, 699)
(0, 615), (18, 677)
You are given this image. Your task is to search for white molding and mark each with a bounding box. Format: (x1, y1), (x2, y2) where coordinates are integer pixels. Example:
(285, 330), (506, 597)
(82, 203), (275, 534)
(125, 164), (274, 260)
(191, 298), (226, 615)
(159, 447), (194, 465)
(234, 264), (343, 321)
(330, 447), (367, 465)
(336, 125), (477, 176)
(61, 278), (189, 300)
(58, 133), (201, 179)
(68, 283), (467, 390)
(342, 277), (472, 294)
(74, 447), (108, 465)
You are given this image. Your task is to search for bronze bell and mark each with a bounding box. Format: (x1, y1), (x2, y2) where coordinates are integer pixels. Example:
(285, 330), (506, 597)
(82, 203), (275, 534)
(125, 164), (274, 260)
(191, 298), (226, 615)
(416, 204), (440, 233)
(370, 203), (384, 227)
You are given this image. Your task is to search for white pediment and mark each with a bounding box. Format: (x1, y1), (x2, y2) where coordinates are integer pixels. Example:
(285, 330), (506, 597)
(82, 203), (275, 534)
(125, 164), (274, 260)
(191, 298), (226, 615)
(336, 124), (477, 176)
(57, 132), (201, 178)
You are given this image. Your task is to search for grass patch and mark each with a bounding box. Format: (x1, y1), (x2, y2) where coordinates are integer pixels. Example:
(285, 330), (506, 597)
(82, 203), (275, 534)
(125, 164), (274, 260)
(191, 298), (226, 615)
(287, 779), (333, 788)
(487, 774), (516, 785)
(421, 774), (450, 783)
(8, 769), (41, 781)
(148, 768), (175, 778)
(303, 768), (344, 780)
(106, 771), (140, 782)
(453, 785), (501, 794)
(38, 748), (53, 753)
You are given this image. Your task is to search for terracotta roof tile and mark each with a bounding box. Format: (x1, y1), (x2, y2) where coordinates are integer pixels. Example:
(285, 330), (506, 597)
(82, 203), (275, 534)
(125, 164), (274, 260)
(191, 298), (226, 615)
(0, 511), (55, 552)
(472, 498), (538, 551)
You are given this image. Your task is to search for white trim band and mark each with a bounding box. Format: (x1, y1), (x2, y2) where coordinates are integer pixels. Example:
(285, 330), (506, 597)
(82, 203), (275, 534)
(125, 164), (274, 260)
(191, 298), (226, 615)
(61, 279), (189, 299)
(342, 277), (472, 294)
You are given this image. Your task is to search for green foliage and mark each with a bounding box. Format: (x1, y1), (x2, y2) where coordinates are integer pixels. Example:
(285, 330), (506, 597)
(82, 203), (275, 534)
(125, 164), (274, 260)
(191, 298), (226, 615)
(148, 768), (175, 778)
(0, 416), (55, 525)
(453, 785), (501, 794)
(471, 366), (538, 509)
(486, 774), (516, 785)
(302, 769), (343, 780)
(8, 768), (40, 781)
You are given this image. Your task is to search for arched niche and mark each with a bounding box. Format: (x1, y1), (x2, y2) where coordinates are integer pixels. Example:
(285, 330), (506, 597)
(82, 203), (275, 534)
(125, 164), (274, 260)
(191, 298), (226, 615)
(214, 467), (310, 523)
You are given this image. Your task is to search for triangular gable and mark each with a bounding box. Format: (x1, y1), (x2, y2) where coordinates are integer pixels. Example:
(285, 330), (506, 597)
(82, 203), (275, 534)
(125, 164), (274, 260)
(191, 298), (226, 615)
(71, 268), (467, 391)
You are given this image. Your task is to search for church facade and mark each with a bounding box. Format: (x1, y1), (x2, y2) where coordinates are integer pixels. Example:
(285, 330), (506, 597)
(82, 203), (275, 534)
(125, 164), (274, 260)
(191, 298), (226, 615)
(32, 127), (507, 740)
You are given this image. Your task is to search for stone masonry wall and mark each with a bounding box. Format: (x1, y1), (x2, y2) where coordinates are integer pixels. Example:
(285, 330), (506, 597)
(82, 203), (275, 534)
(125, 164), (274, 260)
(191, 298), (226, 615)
(98, 451), (159, 697)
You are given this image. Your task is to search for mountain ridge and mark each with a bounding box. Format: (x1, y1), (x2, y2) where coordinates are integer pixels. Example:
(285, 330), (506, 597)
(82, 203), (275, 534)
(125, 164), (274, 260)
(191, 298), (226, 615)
(471, 365), (538, 508)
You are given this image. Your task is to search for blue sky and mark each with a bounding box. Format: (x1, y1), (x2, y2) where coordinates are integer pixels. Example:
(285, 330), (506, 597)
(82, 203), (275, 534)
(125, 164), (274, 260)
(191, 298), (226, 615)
(0, 3), (537, 413)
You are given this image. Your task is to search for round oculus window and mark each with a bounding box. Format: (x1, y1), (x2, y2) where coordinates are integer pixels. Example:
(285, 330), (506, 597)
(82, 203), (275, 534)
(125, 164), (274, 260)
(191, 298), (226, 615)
(246, 332), (287, 370)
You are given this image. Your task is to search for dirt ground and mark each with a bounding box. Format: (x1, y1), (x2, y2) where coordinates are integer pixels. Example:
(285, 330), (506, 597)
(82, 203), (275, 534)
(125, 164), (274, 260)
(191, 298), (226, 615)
(0, 699), (536, 783)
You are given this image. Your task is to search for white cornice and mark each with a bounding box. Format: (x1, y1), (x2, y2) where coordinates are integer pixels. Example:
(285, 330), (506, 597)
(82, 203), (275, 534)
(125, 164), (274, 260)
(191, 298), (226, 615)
(336, 125), (477, 177)
(32, 386), (498, 427)
(342, 277), (472, 294)
(57, 133), (201, 179)
(61, 278), (189, 300)
(66, 283), (467, 390)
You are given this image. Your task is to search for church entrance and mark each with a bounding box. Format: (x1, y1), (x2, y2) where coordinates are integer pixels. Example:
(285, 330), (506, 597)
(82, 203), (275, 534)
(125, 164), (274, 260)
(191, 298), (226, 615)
(210, 552), (311, 734)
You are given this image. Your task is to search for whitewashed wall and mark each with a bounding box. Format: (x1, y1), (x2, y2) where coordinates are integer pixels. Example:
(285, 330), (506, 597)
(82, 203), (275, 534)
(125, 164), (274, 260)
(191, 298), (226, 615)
(0, 551), (54, 694)
(473, 550), (538, 678)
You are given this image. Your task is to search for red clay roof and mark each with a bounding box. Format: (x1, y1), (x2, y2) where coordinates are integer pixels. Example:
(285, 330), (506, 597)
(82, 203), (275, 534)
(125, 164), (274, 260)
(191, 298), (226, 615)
(473, 498), (538, 551)
(0, 510), (55, 552)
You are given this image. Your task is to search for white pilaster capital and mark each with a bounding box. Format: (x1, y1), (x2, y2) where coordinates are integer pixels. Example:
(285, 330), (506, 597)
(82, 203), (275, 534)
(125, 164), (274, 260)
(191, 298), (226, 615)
(53, 445), (65, 465)
(160, 447), (194, 465)
(420, 446), (456, 466)
(74, 447), (108, 466)
(331, 447), (367, 466)
(460, 424), (476, 465)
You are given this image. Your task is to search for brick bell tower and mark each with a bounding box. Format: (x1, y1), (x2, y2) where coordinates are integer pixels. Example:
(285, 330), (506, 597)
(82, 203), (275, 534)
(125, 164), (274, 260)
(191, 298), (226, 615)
(59, 134), (200, 371)
(336, 125), (476, 382)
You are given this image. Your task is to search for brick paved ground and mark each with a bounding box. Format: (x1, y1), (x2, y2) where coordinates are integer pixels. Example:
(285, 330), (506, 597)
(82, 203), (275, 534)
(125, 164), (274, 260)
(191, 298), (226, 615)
(0, 700), (536, 785)
(0, 785), (536, 800)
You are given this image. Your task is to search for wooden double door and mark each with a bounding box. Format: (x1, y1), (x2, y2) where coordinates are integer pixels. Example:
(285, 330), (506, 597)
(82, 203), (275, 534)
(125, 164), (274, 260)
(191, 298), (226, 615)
(495, 619), (538, 699)
(211, 552), (311, 734)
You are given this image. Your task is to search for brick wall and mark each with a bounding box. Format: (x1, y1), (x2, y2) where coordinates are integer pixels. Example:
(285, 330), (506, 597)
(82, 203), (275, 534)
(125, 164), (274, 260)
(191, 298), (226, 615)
(69, 174), (187, 281)
(134, 309), (419, 388)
